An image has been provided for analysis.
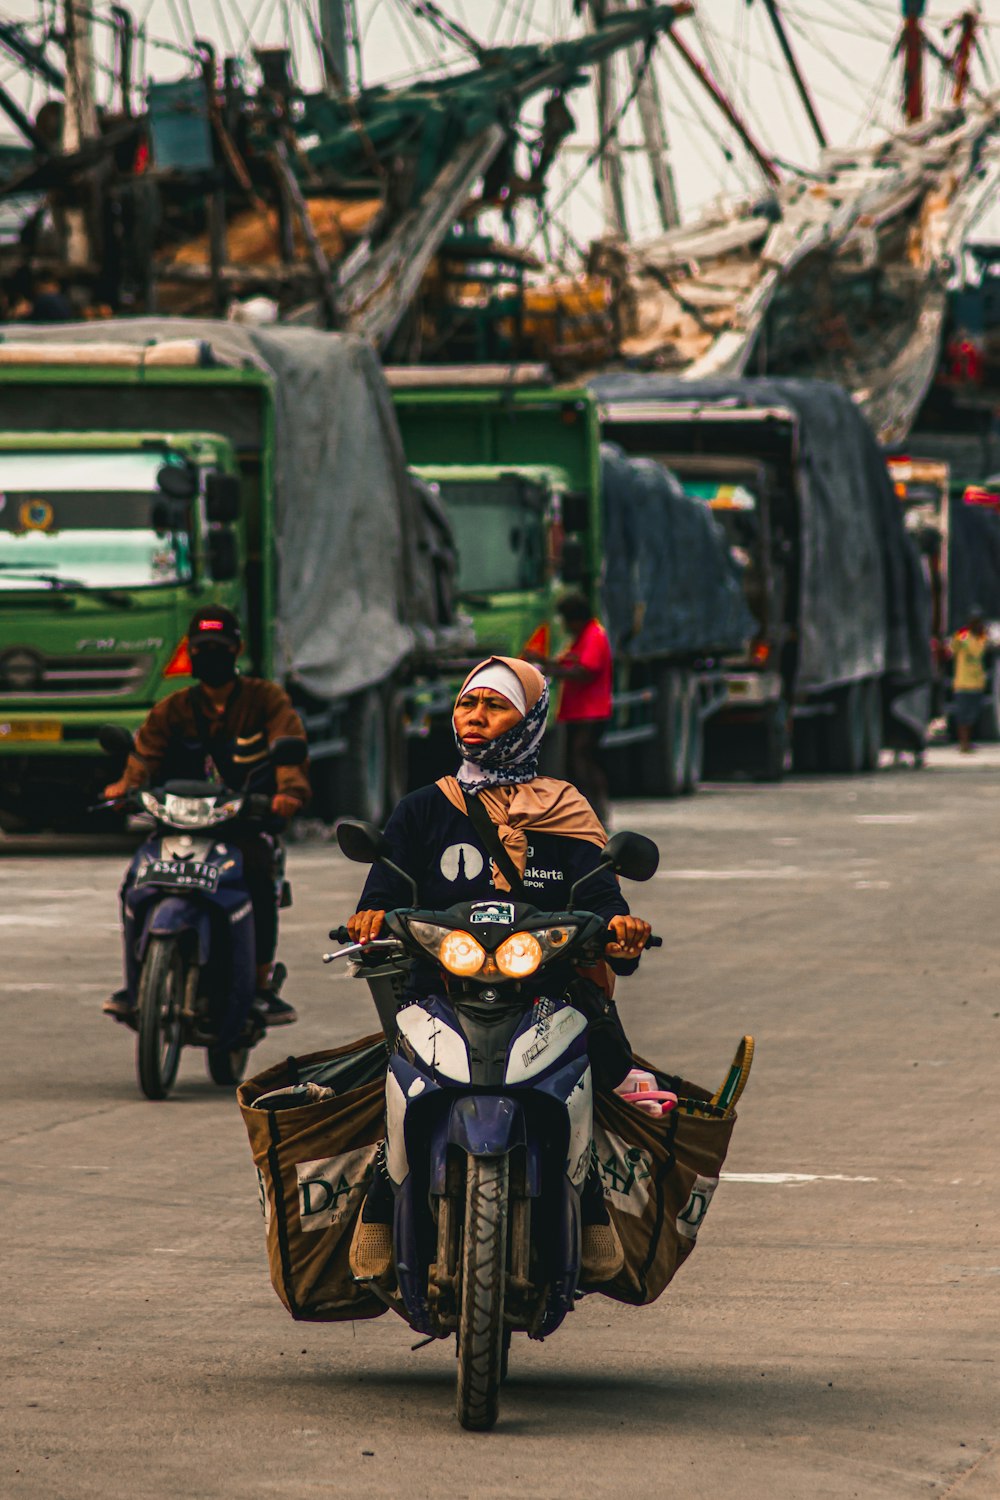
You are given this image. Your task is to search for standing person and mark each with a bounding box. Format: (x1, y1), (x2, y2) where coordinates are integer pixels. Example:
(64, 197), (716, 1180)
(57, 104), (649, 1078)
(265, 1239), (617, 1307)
(101, 606), (310, 1028)
(346, 655), (651, 1284)
(951, 606), (989, 754)
(528, 591), (613, 824)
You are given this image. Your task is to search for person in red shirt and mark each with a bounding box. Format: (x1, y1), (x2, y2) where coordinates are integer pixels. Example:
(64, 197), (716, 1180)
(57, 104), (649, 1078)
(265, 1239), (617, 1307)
(529, 591), (613, 823)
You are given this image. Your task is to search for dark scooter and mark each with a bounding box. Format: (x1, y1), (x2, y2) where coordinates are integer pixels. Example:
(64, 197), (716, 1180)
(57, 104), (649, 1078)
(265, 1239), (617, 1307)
(97, 726), (306, 1100)
(330, 818), (661, 1431)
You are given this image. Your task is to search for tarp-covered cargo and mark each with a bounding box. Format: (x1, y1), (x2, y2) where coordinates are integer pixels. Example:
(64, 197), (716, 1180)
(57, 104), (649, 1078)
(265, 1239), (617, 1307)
(601, 442), (754, 658)
(0, 318), (458, 702)
(591, 374), (931, 698)
(948, 498), (1000, 631)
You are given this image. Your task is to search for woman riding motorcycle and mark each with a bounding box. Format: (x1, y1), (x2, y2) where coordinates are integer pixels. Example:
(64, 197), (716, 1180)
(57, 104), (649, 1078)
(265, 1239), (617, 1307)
(347, 655), (651, 1282)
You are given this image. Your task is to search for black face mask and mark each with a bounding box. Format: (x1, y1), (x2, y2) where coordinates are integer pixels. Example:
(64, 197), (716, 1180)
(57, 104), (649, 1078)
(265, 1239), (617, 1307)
(191, 645), (238, 688)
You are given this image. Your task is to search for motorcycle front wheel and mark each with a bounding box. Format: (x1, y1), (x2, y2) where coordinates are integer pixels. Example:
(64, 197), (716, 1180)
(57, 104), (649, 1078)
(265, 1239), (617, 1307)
(456, 1153), (509, 1432)
(136, 935), (185, 1100)
(206, 1046), (250, 1086)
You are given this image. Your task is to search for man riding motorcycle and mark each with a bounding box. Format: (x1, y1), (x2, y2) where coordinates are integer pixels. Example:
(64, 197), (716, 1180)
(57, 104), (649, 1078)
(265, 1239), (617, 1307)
(347, 655), (651, 1284)
(102, 605), (310, 1029)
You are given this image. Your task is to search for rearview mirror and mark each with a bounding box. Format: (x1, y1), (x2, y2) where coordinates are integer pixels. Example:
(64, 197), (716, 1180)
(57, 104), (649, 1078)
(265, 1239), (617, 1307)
(336, 819), (389, 865)
(205, 472), (242, 524)
(151, 498), (190, 534)
(602, 830), (659, 883)
(208, 529), (239, 581)
(97, 724), (135, 759)
(336, 818), (419, 904)
(157, 462), (199, 501)
(270, 735), (308, 768)
(560, 535), (587, 585)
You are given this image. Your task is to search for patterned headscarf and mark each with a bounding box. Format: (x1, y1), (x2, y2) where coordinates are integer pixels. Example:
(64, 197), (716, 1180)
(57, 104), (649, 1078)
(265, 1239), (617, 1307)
(453, 656), (549, 794)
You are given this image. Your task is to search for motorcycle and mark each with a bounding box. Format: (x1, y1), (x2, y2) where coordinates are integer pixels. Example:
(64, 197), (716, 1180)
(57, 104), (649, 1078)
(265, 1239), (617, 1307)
(329, 817), (661, 1431)
(97, 725), (306, 1101)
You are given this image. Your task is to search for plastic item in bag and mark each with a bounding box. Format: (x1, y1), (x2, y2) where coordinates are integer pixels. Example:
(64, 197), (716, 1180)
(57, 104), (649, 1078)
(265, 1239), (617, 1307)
(614, 1067), (678, 1118)
(254, 1082), (336, 1110)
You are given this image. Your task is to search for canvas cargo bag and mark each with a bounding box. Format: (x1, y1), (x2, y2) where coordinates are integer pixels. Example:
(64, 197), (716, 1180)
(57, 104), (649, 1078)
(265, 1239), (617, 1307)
(240, 1030), (752, 1321)
(238, 1034), (389, 1323)
(592, 1039), (752, 1307)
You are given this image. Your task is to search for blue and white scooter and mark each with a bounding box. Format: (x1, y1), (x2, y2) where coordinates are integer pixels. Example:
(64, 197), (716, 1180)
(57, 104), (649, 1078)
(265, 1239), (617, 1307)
(330, 818), (660, 1431)
(98, 726), (305, 1100)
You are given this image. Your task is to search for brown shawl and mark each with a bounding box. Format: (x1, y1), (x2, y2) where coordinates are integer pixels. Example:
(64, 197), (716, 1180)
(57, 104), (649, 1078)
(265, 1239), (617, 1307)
(435, 775), (606, 893)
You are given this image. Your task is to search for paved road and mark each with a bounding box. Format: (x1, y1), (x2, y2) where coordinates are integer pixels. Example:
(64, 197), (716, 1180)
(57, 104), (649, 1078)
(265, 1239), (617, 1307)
(3, 751), (998, 1498)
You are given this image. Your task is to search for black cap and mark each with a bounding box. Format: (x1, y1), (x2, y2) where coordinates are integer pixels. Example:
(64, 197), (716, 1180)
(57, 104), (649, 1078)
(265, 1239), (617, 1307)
(188, 605), (242, 650)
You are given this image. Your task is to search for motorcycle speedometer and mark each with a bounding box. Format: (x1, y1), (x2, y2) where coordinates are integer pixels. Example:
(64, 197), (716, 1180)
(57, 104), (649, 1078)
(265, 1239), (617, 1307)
(163, 793), (216, 827)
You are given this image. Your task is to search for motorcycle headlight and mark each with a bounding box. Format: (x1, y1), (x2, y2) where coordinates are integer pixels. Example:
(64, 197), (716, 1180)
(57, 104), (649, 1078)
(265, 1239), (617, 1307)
(210, 798), (243, 823)
(495, 932), (543, 978)
(140, 791), (160, 816)
(438, 930), (487, 978)
(163, 793), (215, 827)
(409, 921), (488, 977)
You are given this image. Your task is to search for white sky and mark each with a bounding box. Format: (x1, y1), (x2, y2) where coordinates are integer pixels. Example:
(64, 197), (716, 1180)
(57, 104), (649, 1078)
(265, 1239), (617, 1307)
(2, 0), (1000, 256)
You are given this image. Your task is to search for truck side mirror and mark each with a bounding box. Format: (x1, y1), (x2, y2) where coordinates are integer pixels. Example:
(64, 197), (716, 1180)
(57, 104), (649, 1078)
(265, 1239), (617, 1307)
(205, 472), (242, 524)
(562, 490), (589, 531)
(151, 498), (190, 534)
(207, 529), (239, 581)
(561, 535), (587, 585)
(157, 462), (198, 500)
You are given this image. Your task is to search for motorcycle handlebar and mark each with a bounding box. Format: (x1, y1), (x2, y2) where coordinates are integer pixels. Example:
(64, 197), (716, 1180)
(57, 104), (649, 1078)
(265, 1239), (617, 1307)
(330, 925), (352, 944)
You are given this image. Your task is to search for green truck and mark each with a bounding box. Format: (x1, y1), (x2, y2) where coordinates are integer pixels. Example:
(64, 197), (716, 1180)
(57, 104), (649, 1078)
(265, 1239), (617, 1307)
(390, 370), (749, 795)
(0, 324), (466, 832)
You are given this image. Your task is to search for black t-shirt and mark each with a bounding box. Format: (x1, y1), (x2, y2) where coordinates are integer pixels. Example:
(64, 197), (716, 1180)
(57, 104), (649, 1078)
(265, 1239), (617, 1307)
(357, 783), (638, 992)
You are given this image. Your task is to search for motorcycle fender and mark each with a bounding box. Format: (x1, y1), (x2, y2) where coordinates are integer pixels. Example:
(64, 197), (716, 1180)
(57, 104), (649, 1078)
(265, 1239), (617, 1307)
(535, 1056), (593, 1187)
(138, 897), (211, 965)
(387, 1054), (442, 1187)
(396, 1003), (471, 1084)
(505, 1002), (588, 1085)
(447, 1094), (525, 1159)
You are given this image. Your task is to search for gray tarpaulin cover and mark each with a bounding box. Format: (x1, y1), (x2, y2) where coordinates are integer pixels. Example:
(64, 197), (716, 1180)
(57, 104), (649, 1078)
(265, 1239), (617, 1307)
(948, 498), (1000, 630)
(592, 374), (931, 697)
(0, 318), (460, 701)
(601, 442), (754, 657)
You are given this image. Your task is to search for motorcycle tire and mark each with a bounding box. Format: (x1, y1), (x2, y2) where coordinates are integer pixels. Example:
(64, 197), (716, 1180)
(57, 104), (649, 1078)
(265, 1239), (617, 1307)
(136, 935), (185, 1101)
(206, 1046), (250, 1087)
(456, 1154), (509, 1432)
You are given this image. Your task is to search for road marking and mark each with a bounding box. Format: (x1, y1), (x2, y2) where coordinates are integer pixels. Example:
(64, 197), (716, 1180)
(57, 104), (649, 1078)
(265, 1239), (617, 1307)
(657, 866), (802, 880)
(721, 1172), (878, 1184)
(0, 982), (107, 991)
(855, 814), (918, 824)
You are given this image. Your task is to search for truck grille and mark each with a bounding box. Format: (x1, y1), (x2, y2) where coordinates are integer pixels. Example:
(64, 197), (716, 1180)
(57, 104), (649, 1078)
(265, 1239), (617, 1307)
(0, 648), (153, 700)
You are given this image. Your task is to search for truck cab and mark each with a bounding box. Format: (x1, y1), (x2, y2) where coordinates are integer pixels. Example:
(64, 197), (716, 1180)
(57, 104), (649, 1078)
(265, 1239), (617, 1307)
(0, 431), (245, 830)
(410, 462), (566, 661)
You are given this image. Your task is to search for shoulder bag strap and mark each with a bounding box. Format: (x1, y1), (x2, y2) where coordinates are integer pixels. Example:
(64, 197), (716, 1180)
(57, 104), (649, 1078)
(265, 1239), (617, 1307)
(461, 790), (528, 901)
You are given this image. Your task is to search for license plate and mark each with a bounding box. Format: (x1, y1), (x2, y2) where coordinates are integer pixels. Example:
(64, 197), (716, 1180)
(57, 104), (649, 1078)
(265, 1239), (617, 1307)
(136, 859), (220, 892)
(0, 719), (63, 743)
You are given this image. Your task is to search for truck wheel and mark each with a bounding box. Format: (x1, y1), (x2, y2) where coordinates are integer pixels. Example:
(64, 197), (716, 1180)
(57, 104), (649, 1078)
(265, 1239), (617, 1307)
(791, 716), (821, 773)
(753, 701), (787, 782)
(456, 1154), (509, 1432)
(640, 667), (686, 797)
(339, 688), (387, 824)
(977, 660), (1000, 743)
(682, 682), (703, 795)
(825, 682), (866, 774)
(862, 678), (883, 771)
(385, 689), (410, 807)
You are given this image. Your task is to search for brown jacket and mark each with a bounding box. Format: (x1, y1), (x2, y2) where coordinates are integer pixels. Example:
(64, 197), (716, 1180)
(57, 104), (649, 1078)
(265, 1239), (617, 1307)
(123, 678), (310, 809)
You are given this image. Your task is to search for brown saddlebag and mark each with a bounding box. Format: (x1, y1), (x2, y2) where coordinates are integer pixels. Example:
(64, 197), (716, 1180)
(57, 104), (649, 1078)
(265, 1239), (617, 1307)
(592, 1039), (752, 1306)
(238, 1034), (389, 1323)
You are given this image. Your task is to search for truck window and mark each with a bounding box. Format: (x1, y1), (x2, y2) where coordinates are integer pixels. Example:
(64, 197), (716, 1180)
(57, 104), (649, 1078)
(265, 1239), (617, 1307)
(0, 451), (192, 590)
(436, 478), (546, 595)
(683, 479), (766, 627)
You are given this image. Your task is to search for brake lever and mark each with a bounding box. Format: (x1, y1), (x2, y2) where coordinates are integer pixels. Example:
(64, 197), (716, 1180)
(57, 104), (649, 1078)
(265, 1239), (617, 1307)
(323, 939), (403, 964)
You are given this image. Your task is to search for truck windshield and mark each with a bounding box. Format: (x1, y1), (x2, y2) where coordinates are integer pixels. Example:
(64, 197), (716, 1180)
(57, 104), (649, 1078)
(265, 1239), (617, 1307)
(437, 478), (546, 595)
(0, 451), (192, 590)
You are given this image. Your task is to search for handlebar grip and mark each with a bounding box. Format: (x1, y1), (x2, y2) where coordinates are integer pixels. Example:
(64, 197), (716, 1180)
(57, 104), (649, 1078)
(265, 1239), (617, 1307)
(329, 926), (352, 943)
(645, 935), (663, 949)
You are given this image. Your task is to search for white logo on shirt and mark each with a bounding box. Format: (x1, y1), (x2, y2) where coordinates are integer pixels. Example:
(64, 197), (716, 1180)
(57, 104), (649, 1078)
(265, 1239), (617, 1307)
(439, 843), (485, 882)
